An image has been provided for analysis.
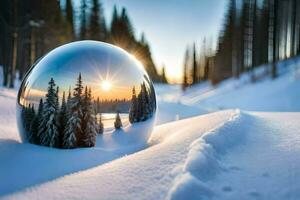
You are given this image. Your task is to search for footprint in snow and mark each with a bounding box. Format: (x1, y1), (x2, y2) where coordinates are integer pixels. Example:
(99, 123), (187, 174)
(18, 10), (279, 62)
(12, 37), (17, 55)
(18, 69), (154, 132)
(249, 191), (261, 198)
(222, 186), (232, 192)
(262, 172), (270, 177)
(229, 166), (241, 171)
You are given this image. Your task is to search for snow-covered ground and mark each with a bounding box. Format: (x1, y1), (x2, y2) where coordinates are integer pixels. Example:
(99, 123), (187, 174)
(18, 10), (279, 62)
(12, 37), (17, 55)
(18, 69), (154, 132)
(1, 57), (300, 199)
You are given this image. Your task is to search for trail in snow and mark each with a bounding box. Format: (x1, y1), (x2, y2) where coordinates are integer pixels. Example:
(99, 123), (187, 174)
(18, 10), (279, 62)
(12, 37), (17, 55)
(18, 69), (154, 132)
(1, 57), (300, 199)
(7, 110), (300, 200)
(0, 84), (204, 197)
(4, 111), (235, 200)
(206, 112), (300, 200)
(167, 112), (300, 200)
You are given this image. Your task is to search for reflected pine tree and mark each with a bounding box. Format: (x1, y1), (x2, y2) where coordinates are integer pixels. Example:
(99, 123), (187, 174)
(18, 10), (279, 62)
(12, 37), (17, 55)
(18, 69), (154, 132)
(21, 73), (155, 148)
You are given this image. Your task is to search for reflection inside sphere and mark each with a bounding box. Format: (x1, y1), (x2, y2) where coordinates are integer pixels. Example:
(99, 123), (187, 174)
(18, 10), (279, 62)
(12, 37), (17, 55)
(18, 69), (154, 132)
(17, 41), (156, 149)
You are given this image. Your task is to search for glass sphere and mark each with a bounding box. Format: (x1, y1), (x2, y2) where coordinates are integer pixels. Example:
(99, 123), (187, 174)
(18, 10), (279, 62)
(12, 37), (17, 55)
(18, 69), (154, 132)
(17, 41), (156, 149)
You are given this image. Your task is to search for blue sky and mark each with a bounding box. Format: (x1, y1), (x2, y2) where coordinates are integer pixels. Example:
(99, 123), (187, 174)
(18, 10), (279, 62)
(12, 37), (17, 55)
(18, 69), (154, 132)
(72, 0), (227, 83)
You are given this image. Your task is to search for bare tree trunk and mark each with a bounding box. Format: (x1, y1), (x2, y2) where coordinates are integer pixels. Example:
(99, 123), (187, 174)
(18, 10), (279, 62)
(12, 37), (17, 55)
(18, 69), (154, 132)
(272, 0), (278, 79)
(291, 0), (297, 56)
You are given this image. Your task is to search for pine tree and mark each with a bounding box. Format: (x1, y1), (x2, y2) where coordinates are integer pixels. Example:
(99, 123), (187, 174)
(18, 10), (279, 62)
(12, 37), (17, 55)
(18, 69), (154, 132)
(79, 0), (87, 40)
(114, 112), (122, 129)
(57, 92), (68, 147)
(143, 82), (150, 120)
(21, 105), (26, 132)
(182, 47), (190, 90)
(30, 99), (44, 144)
(81, 87), (97, 147)
(89, 0), (106, 41)
(110, 5), (119, 41)
(38, 78), (59, 147)
(67, 86), (72, 107)
(192, 43), (198, 84)
(55, 86), (60, 113)
(138, 83), (150, 121)
(63, 73), (83, 148)
(65, 0), (74, 38)
(96, 97), (100, 114)
(161, 66), (168, 83)
(110, 7), (135, 49)
(136, 91), (142, 122)
(129, 86), (138, 123)
(144, 75), (156, 114)
(271, 0), (278, 78)
(98, 113), (104, 134)
(24, 104), (32, 133)
(26, 104), (36, 139)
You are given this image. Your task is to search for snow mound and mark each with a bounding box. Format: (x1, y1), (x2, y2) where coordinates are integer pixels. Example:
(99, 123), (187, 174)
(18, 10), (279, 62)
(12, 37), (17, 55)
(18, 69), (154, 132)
(166, 173), (214, 200)
(167, 109), (249, 200)
(4, 110), (234, 200)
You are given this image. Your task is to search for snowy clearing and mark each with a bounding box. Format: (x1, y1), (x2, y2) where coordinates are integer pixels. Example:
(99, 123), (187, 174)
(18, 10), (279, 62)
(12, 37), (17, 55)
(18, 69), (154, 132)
(1, 57), (300, 199)
(5, 110), (300, 200)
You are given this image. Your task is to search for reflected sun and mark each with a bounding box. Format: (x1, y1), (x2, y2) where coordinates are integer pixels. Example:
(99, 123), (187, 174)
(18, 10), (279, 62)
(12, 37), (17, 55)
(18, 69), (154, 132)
(101, 80), (111, 91)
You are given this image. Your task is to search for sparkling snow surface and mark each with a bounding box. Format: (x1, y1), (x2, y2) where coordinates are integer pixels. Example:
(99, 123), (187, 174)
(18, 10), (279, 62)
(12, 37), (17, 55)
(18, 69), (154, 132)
(1, 58), (300, 199)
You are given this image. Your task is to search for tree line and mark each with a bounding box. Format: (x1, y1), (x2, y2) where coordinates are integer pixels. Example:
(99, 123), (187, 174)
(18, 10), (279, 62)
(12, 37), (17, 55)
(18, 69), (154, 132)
(183, 0), (300, 89)
(22, 74), (101, 148)
(21, 73), (155, 149)
(129, 82), (156, 123)
(0, 0), (167, 88)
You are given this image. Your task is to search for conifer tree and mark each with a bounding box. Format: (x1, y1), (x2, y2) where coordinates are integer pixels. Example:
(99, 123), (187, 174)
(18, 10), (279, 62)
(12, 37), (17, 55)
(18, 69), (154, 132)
(38, 78), (59, 147)
(26, 104), (36, 139)
(114, 111), (122, 129)
(58, 92), (68, 147)
(81, 87), (97, 147)
(30, 99), (44, 143)
(161, 66), (168, 83)
(98, 113), (104, 134)
(129, 86), (138, 123)
(79, 0), (87, 40)
(24, 104), (32, 133)
(65, 0), (74, 38)
(110, 7), (135, 49)
(136, 91), (142, 122)
(138, 83), (150, 121)
(182, 47), (190, 91)
(63, 73), (83, 148)
(55, 86), (60, 113)
(89, 0), (107, 41)
(143, 82), (150, 120)
(96, 97), (100, 114)
(192, 43), (198, 84)
(67, 86), (72, 107)
(21, 105), (27, 134)
(143, 75), (156, 114)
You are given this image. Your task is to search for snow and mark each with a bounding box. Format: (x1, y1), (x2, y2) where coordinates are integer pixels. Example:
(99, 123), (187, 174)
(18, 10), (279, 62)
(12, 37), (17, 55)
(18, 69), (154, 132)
(181, 57), (300, 112)
(3, 110), (234, 200)
(1, 57), (300, 199)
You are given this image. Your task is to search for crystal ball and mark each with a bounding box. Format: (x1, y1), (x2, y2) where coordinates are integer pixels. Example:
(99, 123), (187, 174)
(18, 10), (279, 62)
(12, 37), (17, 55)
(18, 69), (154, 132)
(17, 41), (156, 149)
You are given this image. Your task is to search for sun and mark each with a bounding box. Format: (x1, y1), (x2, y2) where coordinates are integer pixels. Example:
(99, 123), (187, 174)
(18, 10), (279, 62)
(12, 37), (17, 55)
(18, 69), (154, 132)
(101, 80), (111, 91)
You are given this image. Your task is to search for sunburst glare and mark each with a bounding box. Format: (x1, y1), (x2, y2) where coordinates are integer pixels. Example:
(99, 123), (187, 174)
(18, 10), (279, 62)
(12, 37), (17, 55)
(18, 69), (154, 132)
(101, 80), (111, 91)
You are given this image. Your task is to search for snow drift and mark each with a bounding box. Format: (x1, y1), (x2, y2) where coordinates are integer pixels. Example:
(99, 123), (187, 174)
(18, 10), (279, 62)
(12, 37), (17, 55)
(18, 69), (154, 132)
(166, 109), (246, 200)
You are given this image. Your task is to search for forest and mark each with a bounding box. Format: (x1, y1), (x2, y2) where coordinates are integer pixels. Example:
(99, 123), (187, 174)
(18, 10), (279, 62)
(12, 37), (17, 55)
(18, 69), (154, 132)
(182, 0), (300, 89)
(0, 0), (167, 88)
(2, 0), (299, 89)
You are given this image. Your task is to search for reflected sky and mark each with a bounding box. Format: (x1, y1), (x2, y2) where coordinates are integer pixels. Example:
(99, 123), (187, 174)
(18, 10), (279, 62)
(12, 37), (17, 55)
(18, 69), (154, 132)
(20, 41), (149, 106)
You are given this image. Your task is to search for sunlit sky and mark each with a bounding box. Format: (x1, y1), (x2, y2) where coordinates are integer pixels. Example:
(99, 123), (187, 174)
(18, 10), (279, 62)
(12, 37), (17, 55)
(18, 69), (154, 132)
(71, 0), (228, 83)
(21, 41), (148, 106)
